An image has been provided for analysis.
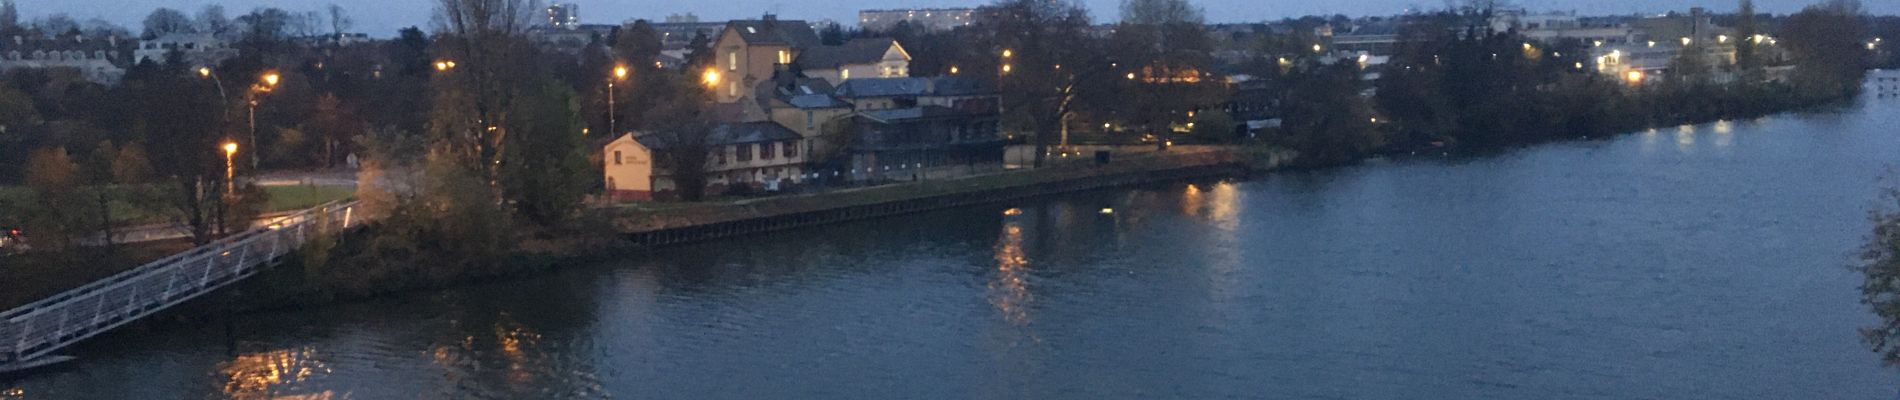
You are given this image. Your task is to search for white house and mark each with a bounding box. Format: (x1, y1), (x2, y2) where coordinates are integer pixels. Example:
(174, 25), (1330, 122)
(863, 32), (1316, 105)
(135, 33), (237, 67)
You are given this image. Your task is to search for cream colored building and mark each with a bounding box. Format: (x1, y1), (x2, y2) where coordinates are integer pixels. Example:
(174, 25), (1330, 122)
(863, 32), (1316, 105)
(602, 122), (810, 201)
(795, 38), (911, 86)
(710, 16), (821, 104)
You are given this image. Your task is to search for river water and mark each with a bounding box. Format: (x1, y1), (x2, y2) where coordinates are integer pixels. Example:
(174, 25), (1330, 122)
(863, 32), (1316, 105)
(7, 94), (1900, 399)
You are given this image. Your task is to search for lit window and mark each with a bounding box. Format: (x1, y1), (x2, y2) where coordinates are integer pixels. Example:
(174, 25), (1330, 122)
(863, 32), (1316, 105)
(778, 50), (790, 64)
(728, 51), (738, 71)
(841, 69), (850, 80)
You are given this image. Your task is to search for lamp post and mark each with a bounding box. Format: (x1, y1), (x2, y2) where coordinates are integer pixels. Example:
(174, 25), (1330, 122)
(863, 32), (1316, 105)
(610, 65), (628, 135)
(249, 72), (279, 171)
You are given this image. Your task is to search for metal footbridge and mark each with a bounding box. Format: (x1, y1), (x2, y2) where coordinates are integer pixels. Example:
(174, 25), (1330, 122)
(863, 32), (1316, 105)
(0, 201), (361, 373)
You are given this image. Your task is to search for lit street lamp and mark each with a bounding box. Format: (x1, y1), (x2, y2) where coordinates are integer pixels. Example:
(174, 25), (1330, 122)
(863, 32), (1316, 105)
(610, 65), (628, 135)
(247, 71), (280, 171)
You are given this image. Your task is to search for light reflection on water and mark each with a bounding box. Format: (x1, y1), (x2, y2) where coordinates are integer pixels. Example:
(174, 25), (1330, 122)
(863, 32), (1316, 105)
(218, 347), (330, 400)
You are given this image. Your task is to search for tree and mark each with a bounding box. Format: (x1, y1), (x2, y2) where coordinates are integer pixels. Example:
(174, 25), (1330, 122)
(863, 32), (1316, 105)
(978, 0), (1110, 167)
(820, 23), (847, 46)
(327, 4), (353, 37)
(1279, 63), (1381, 165)
(1733, 0), (1765, 81)
(142, 8), (196, 38)
(1121, 0), (1205, 25)
(34, 14), (79, 36)
(19, 147), (90, 252)
(0, 0), (17, 34)
(1780, 0), (1868, 100)
(197, 5), (230, 36)
(430, 0), (541, 183)
(502, 80), (590, 224)
(1860, 184), (1900, 366)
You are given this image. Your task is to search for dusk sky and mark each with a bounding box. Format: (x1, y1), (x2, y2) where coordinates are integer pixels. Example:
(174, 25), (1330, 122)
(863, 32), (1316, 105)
(22, 0), (1900, 37)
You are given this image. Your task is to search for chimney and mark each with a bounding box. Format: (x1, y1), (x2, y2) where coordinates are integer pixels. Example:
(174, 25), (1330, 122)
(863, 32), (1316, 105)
(763, 13), (777, 22)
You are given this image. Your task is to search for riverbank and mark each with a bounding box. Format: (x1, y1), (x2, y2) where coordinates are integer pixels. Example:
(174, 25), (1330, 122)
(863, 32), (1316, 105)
(215, 145), (1268, 312)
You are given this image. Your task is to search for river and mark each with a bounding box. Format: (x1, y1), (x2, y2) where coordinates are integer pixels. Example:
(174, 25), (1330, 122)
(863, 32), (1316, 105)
(6, 93), (1900, 399)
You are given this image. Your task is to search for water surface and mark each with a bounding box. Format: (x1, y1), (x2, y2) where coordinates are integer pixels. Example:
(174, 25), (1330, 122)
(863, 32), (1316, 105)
(6, 96), (1900, 399)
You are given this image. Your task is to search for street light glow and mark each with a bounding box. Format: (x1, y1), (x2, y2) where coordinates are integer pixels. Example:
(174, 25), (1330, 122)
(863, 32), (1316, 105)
(614, 65), (628, 79)
(1002, 64), (1012, 74)
(222, 141), (238, 156)
(702, 69), (720, 87)
(1001, 49), (1013, 58)
(262, 72), (279, 87)
(1312, 44), (1322, 53)
(197, 67), (211, 77)
(950, 66), (960, 74)
(1625, 70), (1645, 84)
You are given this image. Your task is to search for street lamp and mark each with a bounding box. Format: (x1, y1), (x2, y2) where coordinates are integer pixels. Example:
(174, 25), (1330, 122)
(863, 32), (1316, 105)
(1625, 70), (1645, 85)
(702, 69), (720, 88)
(245, 71), (280, 171)
(610, 65), (628, 135)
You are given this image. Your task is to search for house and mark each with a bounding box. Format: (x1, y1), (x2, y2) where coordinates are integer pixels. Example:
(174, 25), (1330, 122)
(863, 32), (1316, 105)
(794, 38), (911, 85)
(710, 15), (821, 103)
(758, 76), (855, 162)
(0, 34), (131, 84)
(602, 121), (809, 201)
(844, 106), (1005, 182)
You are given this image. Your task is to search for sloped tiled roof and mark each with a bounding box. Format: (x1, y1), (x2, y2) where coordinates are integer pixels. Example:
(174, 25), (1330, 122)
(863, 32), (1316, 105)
(927, 76), (993, 97)
(635, 121), (801, 149)
(725, 19), (820, 48)
(834, 77), (930, 98)
(794, 38), (899, 69)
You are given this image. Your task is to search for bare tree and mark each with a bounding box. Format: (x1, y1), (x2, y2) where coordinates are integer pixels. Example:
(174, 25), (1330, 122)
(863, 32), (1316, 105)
(430, 0), (542, 181)
(327, 4), (353, 37)
(1120, 0), (1204, 25)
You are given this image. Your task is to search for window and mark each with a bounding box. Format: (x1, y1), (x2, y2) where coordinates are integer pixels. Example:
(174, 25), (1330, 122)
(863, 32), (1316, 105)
(841, 69), (850, 81)
(806, 111), (814, 130)
(784, 140), (798, 158)
(714, 148), (726, 165)
(728, 51), (738, 71)
(778, 49), (790, 64)
(607, 177), (616, 191)
(728, 81), (739, 98)
(736, 144), (753, 162)
(613, 151), (623, 165)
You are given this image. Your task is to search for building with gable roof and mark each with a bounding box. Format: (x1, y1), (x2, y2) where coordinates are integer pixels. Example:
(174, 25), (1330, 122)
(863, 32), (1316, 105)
(794, 37), (910, 85)
(710, 15), (821, 103)
(0, 34), (132, 84)
(602, 121), (810, 200)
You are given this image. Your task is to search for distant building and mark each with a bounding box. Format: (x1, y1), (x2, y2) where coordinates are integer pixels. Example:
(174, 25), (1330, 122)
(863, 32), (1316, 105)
(858, 8), (978, 33)
(0, 34), (131, 84)
(844, 105), (1004, 182)
(794, 38), (911, 86)
(527, 24), (615, 55)
(547, 3), (580, 29)
(134, 33), (237, 67)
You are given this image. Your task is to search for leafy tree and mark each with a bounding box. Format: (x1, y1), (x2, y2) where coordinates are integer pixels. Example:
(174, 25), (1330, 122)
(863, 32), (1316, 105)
(820, 23), (847, 46)
(196, 5), (230, 36)
(142, 8), (196, 38)
(1278, 63), (1380, 165)
(1779, 0), (1868, 100)
(502, 80), (591, 224)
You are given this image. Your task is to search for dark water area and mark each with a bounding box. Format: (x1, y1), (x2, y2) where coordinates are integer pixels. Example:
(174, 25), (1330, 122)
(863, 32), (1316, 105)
(6, 95), (1900, 399)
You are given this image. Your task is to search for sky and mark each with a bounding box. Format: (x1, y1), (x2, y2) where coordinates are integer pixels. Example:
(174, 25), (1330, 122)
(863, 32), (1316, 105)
(22, 0), (1900, 38)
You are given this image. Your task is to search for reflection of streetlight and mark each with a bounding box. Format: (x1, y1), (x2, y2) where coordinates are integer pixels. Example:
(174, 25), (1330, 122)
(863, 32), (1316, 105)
(1001, 64), (1012, 74)
(221, 141), (238, 194)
